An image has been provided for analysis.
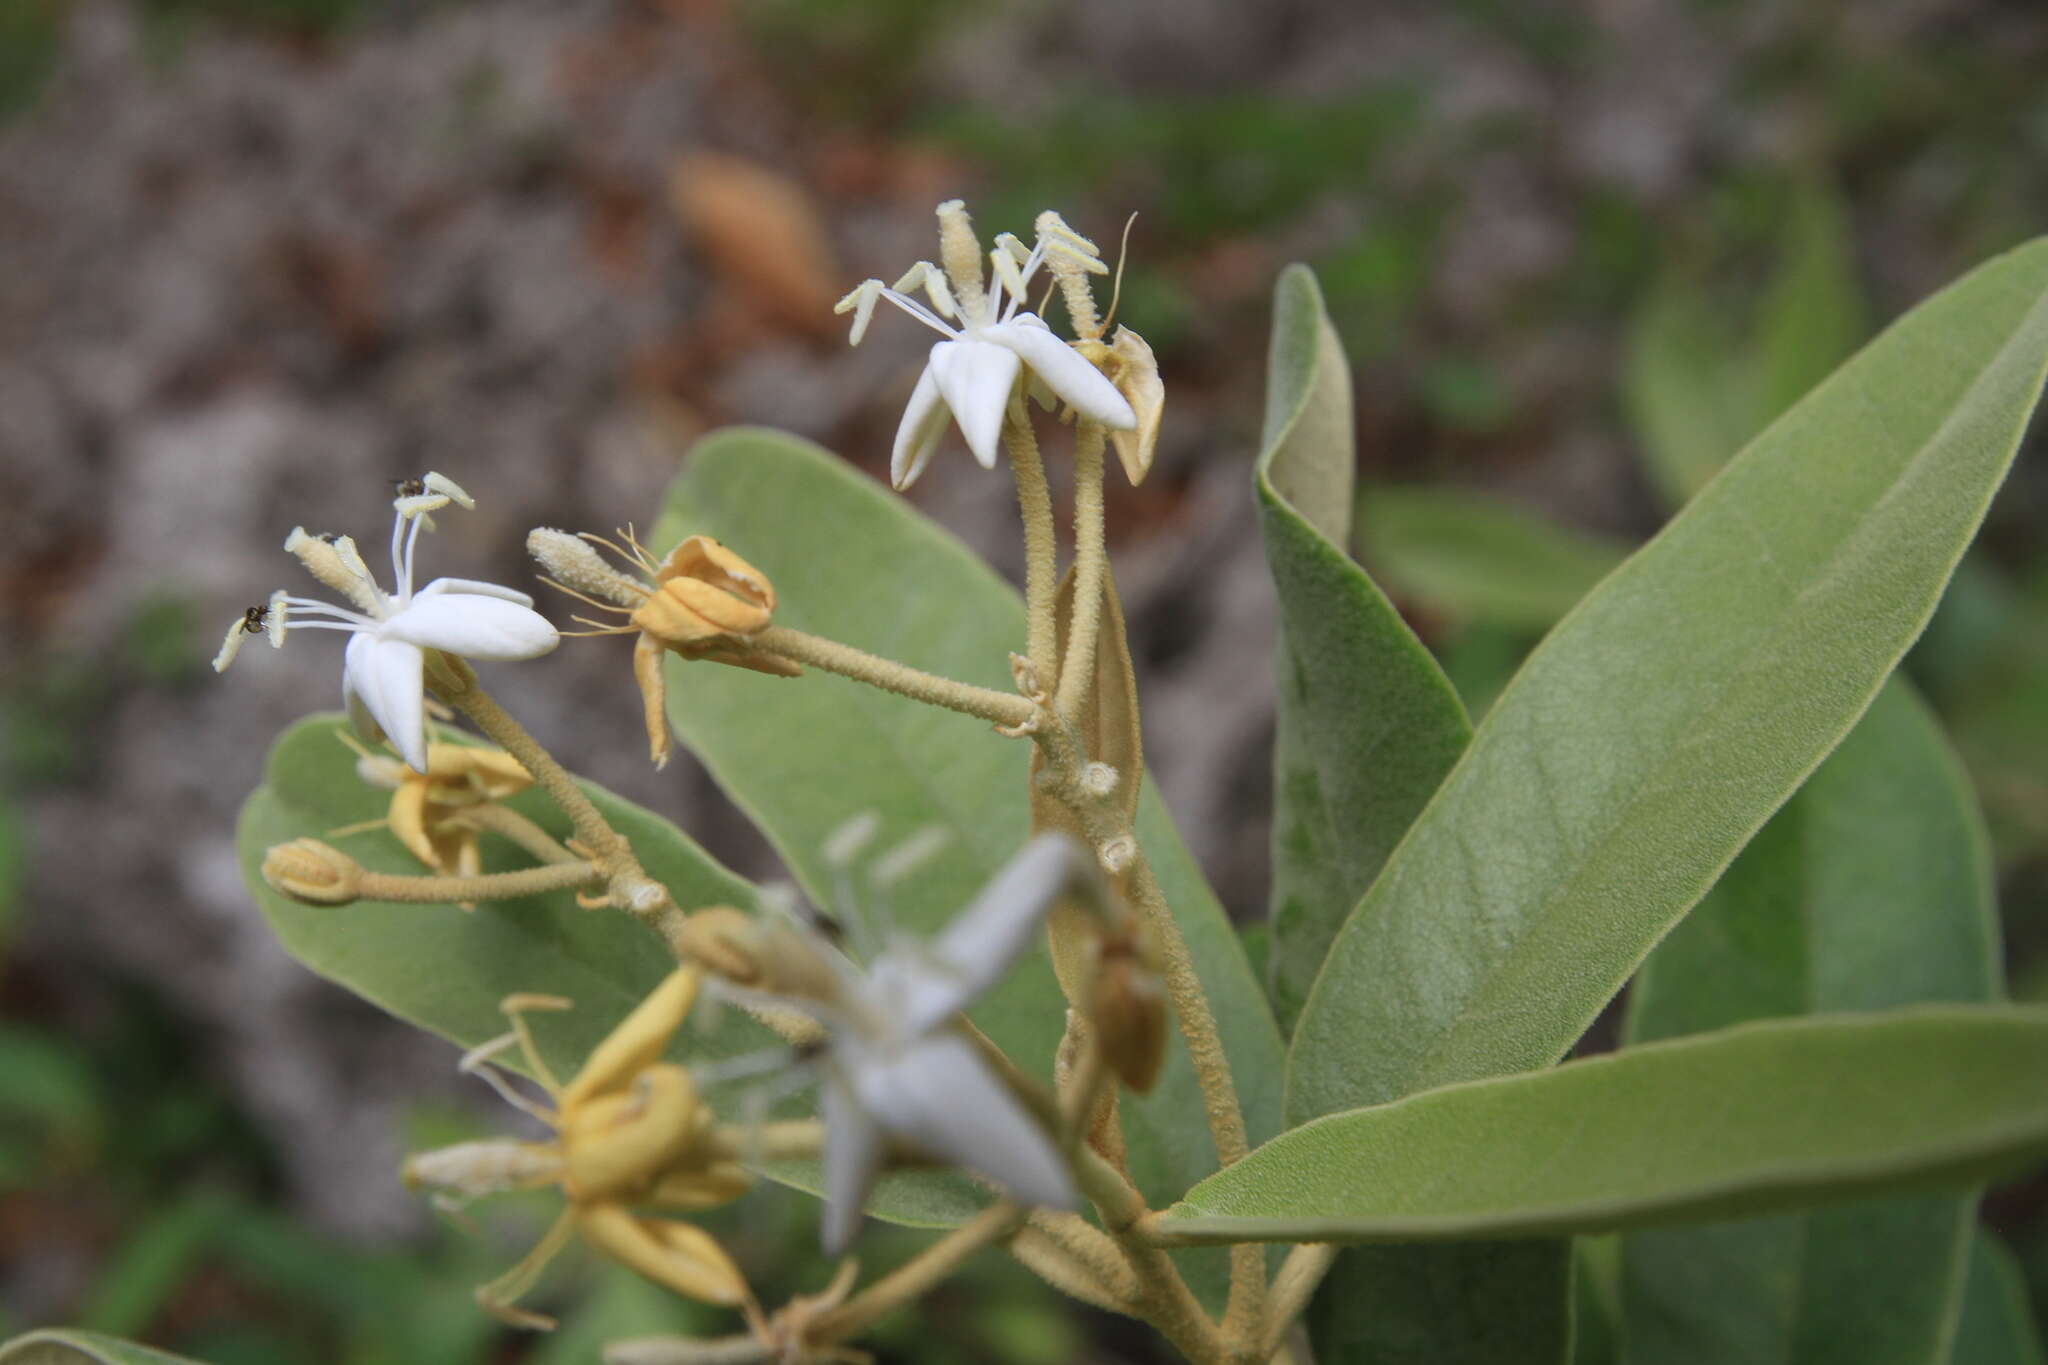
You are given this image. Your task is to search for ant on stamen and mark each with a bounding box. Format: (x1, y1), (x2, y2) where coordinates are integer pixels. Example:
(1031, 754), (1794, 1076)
(391, 477), (427, 498)
(240, 605), (270, 635)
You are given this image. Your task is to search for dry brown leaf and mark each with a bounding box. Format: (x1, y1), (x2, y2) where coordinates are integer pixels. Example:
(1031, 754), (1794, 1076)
(669, 151), (840, 337)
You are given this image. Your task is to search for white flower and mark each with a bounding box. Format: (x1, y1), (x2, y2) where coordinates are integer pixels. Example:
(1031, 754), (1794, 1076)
(837, 200), (1137, 489)
(766, 833), (1097, 1252)
(214, 473), (558, 772)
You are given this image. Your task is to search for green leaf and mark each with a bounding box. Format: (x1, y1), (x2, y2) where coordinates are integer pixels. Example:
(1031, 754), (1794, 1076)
(652, 427), (1286, 1225)
(1255, 264), (1471, 1033)
(1287, 238), (2048, 1124)
(1354, 485), (1630, 631)
(1160, 1007), (2048, 1244)
(239, 716), (769, 1085)
(1619, 680), (1997, 1365)
(0, 1332), (210, 1365)
(1950, 1232), (2048, 1365)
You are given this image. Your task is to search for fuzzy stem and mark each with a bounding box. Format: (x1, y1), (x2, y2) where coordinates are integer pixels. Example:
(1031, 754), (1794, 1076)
(1262, 1244), (1338, 1361)
(750, 626), (1035, 729)
(435, 658), (683, 932)
(1003, 408), (1061, 683)
(1054, 422), (1108, 720)
(703, 1119), (825, 1164)
(437, 658), (621, 859)
(811, 1202), (1026, 1342)
(449, 803), (582, 865)
(355, 861), (601, 903)
(1121, 853), (1266, 1340)
(1071, 1145), (1229, 1364)
(1013, 1213), (1142, 1315)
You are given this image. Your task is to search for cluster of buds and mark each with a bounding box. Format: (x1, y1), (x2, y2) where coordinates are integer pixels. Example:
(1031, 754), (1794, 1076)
(526, 528), (796, 768)
(403, 967), (755, 1329)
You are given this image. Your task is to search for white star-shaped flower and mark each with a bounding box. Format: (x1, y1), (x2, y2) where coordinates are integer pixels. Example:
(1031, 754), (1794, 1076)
(837, 200), (1137, 489)
(757, 833), (1096, 1252)
(214, 473), (558, 772)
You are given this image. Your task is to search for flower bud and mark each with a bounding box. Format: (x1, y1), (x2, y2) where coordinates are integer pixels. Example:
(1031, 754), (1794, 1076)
(678, 906), (767, 984)
(262, 838), (363, 905)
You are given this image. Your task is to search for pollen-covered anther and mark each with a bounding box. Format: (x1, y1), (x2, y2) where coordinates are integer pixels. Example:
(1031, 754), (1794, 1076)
(1097, 835), (1137, 875)
(283, 526), (381, 614)
(262, 838), (364, 905)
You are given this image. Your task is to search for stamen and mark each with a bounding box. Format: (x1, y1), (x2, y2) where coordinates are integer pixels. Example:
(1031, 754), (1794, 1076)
(211, 615), (252, 672)
(423, 471), (474, 509)
(934, 198), (991, 325)
(397, 508), (428, 601)
(873, 285), (959, 339)
(835, 278), (883, 346)
(892, 261), (958, 323)
(459, 1035), (560, 1126)
(266, 590), (289, 646)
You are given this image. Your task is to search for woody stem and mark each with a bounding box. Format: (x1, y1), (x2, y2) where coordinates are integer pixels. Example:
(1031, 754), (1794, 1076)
(750, 626), (1036, 729)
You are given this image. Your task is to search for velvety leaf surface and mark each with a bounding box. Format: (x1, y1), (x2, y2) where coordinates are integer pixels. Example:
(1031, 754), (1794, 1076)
(1950, 1232), (2048, 1365)
(1287, 238), (2048, 1123)
(1162, 1008), (2048, 1243)
(1256, 264), (1470, 1034)
(652, 427), (1287, 1223)
(1620, 679), (1996, 1365)
(0, 1332), (209, 1365)
(1355, 485), (1630, 631)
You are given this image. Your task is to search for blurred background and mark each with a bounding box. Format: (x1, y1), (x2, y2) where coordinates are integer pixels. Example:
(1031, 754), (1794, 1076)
(3, 0), (2046, 1359)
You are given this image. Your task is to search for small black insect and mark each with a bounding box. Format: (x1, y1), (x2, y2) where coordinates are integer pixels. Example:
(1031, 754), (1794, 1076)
(240, 604), (270, 635)
(315, 531), (342, 543)
(392, 476), (427, 498)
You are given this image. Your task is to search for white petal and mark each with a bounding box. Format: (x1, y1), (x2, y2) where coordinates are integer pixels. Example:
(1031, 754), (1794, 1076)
(890, 363), (952, 490)
(927, 338), (1020, 469)
(341, 633), (385, 748)
(382, 594), (559, 661)
(349, 635), (427, 772)
(898, 835), (1079, 1033)
(417, 577), (535, 608)
(986, 317), (1135, 430)
(853, 1032), (1075, 1212)
(820, 1069), (884, 1255)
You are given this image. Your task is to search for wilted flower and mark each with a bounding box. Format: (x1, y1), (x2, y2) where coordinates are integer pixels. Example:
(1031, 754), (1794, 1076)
(404, 966), (755, 1330)
(347, 739), (533, 880)
(528, 527), (797, 769)
(215, 473), (558, 773)
(837, 200), (1137, 489)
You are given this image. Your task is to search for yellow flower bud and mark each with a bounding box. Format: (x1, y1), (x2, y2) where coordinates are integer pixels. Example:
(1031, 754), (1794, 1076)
(261, 838), (363, 905)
